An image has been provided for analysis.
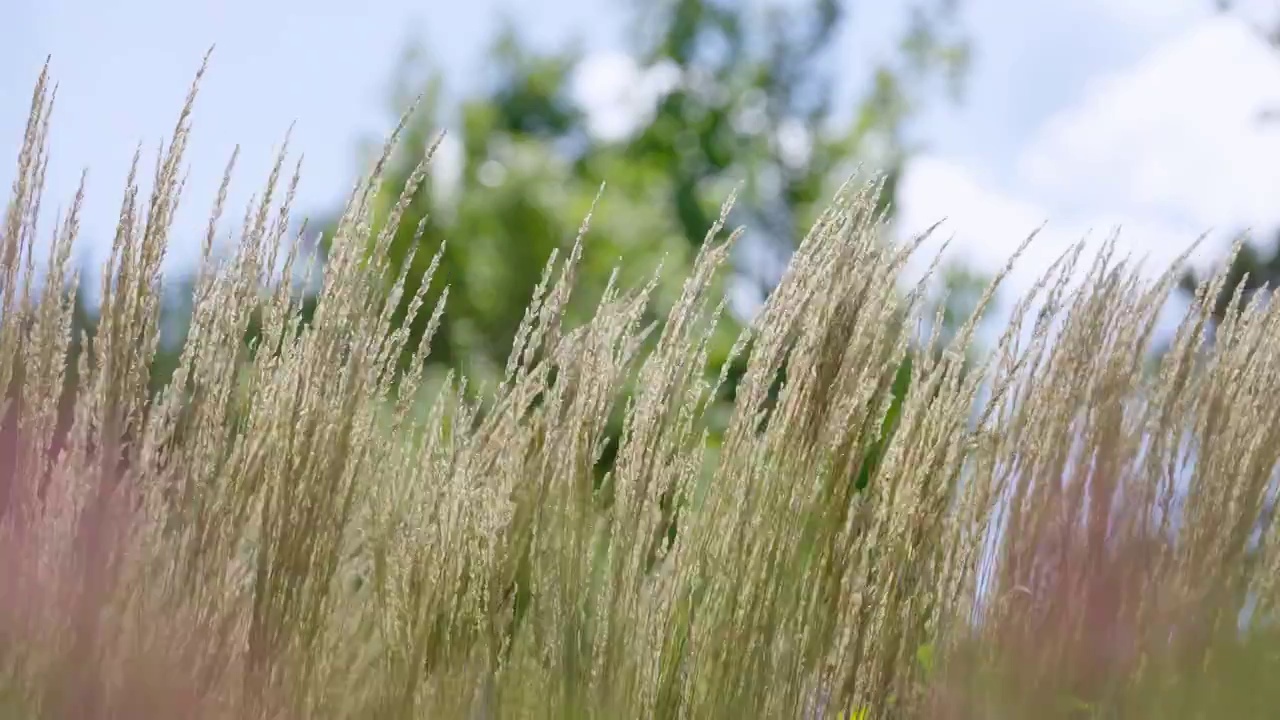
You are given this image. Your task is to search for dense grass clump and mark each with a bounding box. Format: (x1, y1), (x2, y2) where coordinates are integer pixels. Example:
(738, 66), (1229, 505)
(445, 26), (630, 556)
(4, 59), (1280, 719)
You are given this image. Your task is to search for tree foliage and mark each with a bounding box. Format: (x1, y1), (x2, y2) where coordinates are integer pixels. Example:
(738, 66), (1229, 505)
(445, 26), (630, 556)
(314, 0), (975, 383)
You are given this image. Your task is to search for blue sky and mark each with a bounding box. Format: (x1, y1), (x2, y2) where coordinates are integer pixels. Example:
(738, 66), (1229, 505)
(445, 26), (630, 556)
(4, 0), (1280, 308)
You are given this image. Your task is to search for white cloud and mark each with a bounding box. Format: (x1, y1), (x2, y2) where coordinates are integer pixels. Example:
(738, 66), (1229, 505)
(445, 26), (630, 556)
(899, 155), (1208, 347)
(1020, 16), (1280, 232)
(902, 159), (1165, 291)
(899, 157), (1047, 274)
(570, 51), (680, 142)
(899, 14), (1280, 313)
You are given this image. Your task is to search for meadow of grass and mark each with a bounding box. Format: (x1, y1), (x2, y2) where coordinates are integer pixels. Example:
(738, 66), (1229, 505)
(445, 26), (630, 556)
(4, 58), (1280, 719)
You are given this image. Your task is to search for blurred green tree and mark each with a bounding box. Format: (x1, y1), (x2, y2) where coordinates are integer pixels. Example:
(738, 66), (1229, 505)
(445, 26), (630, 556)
(312, 0), (976, 385)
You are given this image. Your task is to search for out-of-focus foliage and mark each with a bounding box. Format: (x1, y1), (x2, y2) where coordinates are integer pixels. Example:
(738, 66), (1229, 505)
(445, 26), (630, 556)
(1178, 237), (1280, 324)
(313, 0), (975, 384)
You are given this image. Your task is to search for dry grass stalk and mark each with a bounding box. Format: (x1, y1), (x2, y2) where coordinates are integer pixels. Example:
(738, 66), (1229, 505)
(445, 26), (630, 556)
(2, 59), (1280, 719)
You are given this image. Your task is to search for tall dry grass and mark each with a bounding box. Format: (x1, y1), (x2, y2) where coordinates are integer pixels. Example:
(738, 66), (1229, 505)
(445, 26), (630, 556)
(4, 58), (1280, 719)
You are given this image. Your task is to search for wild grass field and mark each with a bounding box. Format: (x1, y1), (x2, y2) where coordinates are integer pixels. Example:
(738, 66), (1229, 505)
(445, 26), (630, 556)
(4, 58), (1280, 719)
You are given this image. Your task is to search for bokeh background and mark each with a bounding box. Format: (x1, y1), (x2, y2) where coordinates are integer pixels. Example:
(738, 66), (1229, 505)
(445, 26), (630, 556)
(4, 0), (1280, 378)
